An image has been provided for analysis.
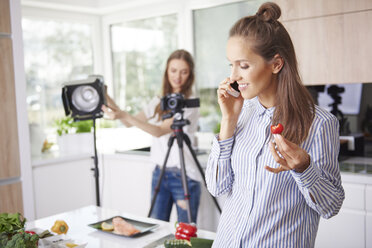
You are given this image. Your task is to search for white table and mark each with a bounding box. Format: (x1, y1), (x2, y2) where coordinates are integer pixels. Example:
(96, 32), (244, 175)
(26, 205), (216, 248)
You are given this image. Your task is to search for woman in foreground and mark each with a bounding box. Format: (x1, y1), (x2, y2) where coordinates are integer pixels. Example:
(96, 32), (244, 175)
(205, 2), (345, 247)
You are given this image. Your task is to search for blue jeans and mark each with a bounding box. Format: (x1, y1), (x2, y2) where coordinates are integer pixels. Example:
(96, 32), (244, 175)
(150, 166), (201, 223)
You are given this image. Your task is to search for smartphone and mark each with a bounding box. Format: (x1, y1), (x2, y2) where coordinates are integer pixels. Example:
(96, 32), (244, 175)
(227, 81), (240, 97)
(230, 81), (240, 92)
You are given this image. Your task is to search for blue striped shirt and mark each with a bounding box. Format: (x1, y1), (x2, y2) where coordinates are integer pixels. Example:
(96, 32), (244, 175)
(206, 97), (345, 248)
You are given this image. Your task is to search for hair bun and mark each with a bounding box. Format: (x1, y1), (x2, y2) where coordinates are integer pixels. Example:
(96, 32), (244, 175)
(256, 2), (281, 22)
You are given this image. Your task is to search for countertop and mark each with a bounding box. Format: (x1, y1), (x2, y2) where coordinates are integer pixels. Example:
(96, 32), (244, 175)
(32, 149), (372, 185)
(27, 205), (216, 248)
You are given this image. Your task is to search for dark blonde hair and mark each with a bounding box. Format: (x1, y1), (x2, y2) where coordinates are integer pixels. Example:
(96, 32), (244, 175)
(229, 2), (315, 144)
(153, 49), (195, 120)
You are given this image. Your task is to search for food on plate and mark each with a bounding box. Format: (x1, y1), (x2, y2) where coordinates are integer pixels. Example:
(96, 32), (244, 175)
(101, 222), (114, 231)
(270, 123), (284, 134)
(112, 217), (140, 236)
(51, 220), (69, 234)
(65, 243), (78, 248)
(164, 239), (191, 248)
(175, 222), (197, 241)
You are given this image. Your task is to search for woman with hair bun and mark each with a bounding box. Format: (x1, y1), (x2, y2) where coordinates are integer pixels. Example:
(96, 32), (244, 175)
(206, 2), (344, 247)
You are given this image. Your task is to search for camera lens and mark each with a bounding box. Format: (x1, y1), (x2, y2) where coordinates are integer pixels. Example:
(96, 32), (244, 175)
(168, 98), (178, 109)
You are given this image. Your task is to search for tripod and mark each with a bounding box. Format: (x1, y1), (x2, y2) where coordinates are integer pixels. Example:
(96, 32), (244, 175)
(147, 112), (221, 223)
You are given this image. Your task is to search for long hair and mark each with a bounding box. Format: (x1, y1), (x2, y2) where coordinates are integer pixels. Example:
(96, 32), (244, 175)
(153, 49), (195, 121)
(229, 2), (315, 144)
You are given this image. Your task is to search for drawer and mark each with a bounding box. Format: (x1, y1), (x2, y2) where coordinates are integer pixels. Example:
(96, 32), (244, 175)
(342, 183), (365, 210)
(366, 185), (372, 211)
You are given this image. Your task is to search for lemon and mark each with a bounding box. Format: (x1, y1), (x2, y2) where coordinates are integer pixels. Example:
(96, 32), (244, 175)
(101, 222), (114, 231)
(65, 243), (78, 248)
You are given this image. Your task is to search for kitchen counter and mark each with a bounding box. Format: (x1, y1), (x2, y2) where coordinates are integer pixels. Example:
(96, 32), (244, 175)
(26, 205), (215, 248)
(32, 152), (93, 168)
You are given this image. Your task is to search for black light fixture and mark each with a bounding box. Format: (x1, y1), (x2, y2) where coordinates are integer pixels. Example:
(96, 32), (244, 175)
(61, 75), (106, 207)
(62, 75), (106, 121)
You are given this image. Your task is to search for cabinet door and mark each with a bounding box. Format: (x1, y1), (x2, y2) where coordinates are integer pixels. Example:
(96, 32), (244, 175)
(367, 212), (372, 248)
(0, 38), (20, 180)
(366, 186), (372, 248)
(0, 182), (23, 213)
(276, 0), (372, 21)
(0, 0), (11, 34)
(32, 158), (95, 218)
(0, 0), (23, 214)
(284, 10), (372, 85)
(315, 209), (365, 248)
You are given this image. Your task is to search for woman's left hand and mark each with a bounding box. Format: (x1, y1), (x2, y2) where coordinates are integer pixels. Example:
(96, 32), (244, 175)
(265, 134), (310, 173)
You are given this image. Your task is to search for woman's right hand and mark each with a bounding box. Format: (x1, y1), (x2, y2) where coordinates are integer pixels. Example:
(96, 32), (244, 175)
(217, 77), (244, 120)
(217, 78), (244, 140)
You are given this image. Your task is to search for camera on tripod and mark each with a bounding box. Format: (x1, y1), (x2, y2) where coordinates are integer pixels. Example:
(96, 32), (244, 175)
(327, 85), (345, 105)
(160, 93), (199, 120)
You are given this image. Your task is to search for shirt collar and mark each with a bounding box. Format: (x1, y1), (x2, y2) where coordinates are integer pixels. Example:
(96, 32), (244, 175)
(254, 97), (275, 117)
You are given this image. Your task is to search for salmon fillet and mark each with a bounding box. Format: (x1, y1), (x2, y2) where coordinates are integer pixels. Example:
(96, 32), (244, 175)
(112, 217), (140, 236)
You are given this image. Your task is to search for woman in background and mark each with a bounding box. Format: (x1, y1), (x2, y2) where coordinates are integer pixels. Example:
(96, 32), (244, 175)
(206, 2), (344, 247)
(102, 49), (201, 223)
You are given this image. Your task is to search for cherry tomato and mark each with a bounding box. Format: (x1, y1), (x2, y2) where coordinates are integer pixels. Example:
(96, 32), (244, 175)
(271, 123), (284, 134)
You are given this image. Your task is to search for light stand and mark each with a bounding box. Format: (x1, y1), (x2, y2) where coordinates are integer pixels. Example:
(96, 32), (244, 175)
(61, 75), (106, 207)
(92, 118), (100, 206)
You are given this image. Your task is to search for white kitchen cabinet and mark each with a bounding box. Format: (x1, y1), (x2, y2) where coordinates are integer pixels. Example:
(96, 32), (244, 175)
(316, 209), (365, 248)
(32, 154), (96, 218)
(315, 175), (372, 248)
(366, 186), (372, 248)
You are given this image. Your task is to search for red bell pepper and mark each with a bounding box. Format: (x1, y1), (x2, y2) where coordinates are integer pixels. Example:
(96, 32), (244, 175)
(175, 222), (197, 241)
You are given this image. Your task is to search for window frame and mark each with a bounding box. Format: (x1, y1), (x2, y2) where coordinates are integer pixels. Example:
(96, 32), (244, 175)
(22, 6), (103, 76)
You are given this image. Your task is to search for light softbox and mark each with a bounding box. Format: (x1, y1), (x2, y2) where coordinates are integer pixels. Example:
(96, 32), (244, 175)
(62, 75), (106, 121)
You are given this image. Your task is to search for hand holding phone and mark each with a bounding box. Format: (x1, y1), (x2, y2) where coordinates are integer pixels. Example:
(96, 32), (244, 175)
(227, 81), (240, 97)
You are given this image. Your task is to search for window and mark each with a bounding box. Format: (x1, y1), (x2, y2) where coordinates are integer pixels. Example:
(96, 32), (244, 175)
(193, 1), (264, 132)
(23, 18), (94, 137)
(110, 14), (178, 114)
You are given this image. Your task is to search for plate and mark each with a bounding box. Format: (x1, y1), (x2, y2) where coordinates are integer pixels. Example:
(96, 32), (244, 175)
(88, 216), (159, 237)
(38, 234), (87, 248)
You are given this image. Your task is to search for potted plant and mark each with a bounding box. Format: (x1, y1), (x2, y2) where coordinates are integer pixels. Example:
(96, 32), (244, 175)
(54, 117), (94, 155)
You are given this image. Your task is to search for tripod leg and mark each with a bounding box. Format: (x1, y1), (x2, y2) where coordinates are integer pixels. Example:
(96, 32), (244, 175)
(147, 135), (175, 218)
(183, 133), (222, 213)
(176, 133), (192, 223)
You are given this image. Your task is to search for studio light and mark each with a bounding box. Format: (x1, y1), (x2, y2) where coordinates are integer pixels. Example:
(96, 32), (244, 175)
(61, 74), (106, 207)
(62, 75), (106, 121)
